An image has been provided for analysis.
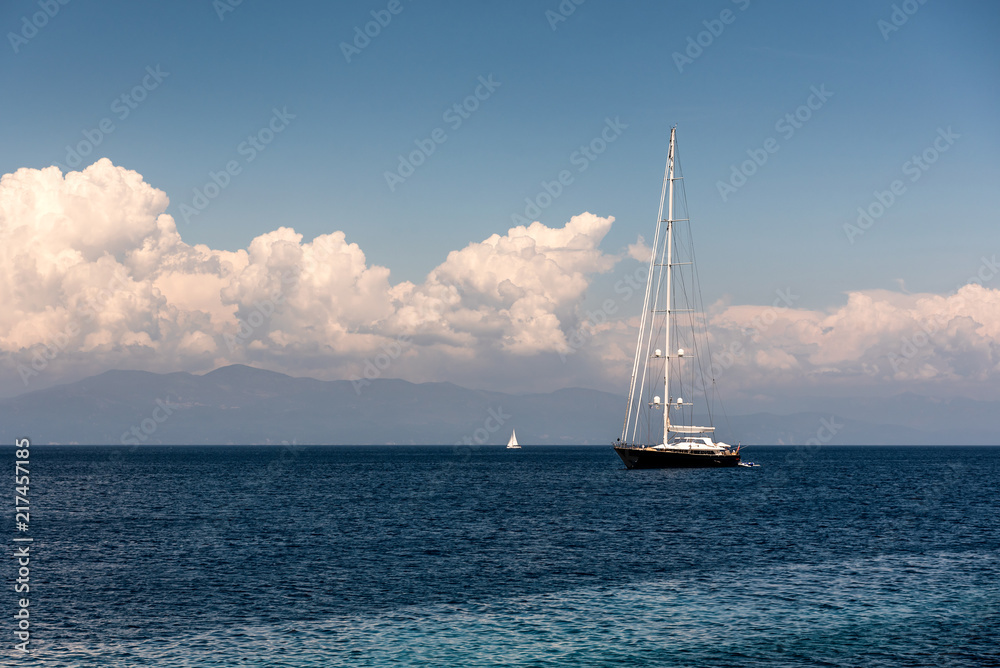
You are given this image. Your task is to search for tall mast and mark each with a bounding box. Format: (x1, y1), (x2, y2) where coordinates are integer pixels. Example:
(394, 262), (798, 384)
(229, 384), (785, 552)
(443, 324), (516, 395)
(663, 127), (675, 443)
(621, 133), (671, 444)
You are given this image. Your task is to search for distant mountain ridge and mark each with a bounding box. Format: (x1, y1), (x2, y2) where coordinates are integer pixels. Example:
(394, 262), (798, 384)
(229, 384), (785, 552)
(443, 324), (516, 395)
(0, 365), (996, 445)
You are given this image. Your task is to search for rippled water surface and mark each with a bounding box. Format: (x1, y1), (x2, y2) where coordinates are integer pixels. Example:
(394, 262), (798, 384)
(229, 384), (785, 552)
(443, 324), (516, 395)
(3, 445), (998, 666)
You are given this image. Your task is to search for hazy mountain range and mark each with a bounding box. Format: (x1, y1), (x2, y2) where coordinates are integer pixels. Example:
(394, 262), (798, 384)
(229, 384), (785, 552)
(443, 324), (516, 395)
(0, 365), (996, 446)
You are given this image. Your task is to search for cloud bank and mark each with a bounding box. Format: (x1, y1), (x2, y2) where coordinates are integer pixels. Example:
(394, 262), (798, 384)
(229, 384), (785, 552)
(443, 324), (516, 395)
(1, 160), (997, 402)
(707, 284), (1000, 405)
(0, 160), (620, 394)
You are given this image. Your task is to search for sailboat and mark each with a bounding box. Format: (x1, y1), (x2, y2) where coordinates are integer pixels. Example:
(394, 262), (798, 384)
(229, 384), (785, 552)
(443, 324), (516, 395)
(506, 430), (521, 449)
(614, 127), (740, 469)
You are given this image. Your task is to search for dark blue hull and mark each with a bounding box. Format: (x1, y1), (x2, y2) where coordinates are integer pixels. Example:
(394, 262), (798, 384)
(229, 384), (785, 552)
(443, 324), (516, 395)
(614, 446), (740, 469)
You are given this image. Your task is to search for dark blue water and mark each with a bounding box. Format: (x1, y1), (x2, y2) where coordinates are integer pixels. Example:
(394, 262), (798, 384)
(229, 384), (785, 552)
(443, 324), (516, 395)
(3, 445), (998, 666)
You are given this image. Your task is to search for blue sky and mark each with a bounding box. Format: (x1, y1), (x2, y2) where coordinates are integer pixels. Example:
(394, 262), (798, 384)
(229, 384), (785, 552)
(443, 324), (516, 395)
(4, 0), (996, 303)
(1, 0), (998, 402)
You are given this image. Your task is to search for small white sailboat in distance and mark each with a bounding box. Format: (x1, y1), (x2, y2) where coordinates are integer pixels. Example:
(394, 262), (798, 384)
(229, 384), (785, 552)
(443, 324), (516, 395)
(506, 429), (521, 449)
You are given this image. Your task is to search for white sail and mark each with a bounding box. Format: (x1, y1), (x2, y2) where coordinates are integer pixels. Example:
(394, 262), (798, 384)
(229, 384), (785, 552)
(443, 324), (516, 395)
(612, 128), (742, 468)
(506, 429), (520, 448)
(619, 127), (735, 453)
(668, 425), (715, 434)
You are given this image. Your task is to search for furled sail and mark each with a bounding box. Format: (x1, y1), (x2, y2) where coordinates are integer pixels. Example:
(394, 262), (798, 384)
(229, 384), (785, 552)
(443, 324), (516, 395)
(667, 425), (715, 434)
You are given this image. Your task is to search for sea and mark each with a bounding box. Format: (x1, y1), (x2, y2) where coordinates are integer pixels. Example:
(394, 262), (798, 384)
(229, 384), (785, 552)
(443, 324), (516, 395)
(2, 444), (998, 667)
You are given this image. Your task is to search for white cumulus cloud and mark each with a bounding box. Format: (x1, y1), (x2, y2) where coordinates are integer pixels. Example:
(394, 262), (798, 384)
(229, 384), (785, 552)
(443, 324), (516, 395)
(0, 160), (620, 394)
(699, 284), (1000, 401)
(2, 159), (997, 404)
